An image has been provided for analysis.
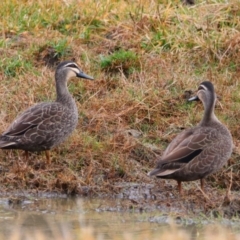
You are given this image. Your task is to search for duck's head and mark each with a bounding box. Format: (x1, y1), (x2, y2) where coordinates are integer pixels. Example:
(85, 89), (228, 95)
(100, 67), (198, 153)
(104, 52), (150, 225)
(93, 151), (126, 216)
(55, 60), (94, 82)
(188, 81), (216, 105)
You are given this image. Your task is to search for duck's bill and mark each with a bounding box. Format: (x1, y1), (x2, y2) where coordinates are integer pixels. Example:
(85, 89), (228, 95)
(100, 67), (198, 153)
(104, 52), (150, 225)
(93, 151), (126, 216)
(188, 96), (199, 102)
(77, 71), (94, 80)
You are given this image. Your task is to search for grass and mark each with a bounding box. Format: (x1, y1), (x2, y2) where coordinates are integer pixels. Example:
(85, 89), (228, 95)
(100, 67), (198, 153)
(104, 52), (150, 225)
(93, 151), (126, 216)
(0, 0), (239, 205)
(100, 49), (140, 75)
(0, 55), (33, 77)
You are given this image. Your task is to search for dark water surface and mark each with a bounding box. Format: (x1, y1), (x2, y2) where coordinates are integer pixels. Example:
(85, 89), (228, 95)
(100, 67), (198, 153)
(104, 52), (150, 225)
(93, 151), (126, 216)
(0, 197), (239, 239)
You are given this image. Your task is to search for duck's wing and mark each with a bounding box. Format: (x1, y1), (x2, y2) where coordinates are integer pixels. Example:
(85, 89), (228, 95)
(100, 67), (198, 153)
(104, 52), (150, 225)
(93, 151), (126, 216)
(2, 102), (62, 137)
(162, 129), (195, 157)
(148, 127), (213, 176)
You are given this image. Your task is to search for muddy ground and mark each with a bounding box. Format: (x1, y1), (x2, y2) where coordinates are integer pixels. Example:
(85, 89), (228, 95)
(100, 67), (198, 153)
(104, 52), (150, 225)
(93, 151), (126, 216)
(1, 164), (240, 220)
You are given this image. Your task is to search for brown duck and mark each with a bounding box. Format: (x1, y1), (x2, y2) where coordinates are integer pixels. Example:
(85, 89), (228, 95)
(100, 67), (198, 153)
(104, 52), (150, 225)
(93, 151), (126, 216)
(0, 60), (94, 164)
(148, 81), (233, 194)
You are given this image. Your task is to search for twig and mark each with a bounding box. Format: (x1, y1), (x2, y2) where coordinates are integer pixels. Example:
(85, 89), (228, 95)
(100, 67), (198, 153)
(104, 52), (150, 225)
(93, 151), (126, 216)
(225, 168), (233, 202)
(195, 182), (210, 201)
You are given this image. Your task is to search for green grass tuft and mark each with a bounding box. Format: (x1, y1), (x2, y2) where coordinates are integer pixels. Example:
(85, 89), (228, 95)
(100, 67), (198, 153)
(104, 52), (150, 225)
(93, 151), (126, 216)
(0, 55), (33, 77)
(100, 49), (140, 75)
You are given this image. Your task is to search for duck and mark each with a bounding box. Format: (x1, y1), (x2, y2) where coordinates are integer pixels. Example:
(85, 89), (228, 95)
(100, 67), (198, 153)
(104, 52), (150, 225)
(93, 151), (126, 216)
(0, 60), (94, 164)
(148, 81), (233, 194)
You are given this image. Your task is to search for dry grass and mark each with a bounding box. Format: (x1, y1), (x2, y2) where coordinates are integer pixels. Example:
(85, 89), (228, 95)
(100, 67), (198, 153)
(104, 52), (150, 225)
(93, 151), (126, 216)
(0, 0), (239, 206)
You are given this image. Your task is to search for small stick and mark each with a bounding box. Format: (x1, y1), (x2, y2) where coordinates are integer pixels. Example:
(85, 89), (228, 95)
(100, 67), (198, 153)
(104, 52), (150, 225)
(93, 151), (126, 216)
(45, 150), (51, 165)
(225, 168), (233, 202)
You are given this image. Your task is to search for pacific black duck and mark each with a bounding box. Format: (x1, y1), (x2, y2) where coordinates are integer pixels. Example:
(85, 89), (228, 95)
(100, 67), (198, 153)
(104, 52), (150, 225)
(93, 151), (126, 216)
(0, 60), (94, 164)
(148, 81), (233, 194)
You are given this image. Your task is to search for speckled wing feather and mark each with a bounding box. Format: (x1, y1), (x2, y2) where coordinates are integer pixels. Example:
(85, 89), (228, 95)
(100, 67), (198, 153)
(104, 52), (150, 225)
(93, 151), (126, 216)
(0, 102), (72, 150)
(3, 102), (61, 136)
(150, 127), (219, 176)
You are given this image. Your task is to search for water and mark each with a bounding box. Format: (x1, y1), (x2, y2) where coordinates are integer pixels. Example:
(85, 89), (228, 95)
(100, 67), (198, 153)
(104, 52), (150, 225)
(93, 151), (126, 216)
(0, 197), (239, 239)
(0, 197), (165, 239)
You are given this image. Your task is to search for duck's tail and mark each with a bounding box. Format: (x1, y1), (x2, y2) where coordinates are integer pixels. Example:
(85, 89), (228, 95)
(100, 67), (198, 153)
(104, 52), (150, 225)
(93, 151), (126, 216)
(0, 137), (16, 149)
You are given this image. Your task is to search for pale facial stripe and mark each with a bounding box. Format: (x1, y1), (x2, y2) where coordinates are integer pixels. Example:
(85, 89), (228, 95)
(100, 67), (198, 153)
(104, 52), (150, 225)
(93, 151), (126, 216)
(198, 84), (207, 91)
(64, 63), (81, 75)
(64, 62), (79, 68)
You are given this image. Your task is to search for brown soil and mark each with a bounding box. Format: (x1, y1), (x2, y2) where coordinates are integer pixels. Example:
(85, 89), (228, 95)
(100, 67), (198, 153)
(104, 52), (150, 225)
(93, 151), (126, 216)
(0, 151), (239, 219)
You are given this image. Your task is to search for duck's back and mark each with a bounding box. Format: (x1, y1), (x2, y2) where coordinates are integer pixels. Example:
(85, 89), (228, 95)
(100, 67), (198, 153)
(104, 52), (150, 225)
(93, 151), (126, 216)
(0, 98), (78, 151)
(155, 120), (233, 182)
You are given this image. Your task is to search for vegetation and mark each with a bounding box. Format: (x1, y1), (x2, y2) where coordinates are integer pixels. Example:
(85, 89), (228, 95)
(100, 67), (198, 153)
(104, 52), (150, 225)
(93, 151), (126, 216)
(0, 0), (239, 210)
(100, 49), (140, 75)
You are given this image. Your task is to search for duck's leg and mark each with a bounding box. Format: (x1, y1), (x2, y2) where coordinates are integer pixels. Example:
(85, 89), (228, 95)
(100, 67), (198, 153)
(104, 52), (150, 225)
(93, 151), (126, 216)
(200, 179), (204, 191)
(45, 150), (51, 165)
(177, 180), (182, 195)
(199, 178), (210, 200)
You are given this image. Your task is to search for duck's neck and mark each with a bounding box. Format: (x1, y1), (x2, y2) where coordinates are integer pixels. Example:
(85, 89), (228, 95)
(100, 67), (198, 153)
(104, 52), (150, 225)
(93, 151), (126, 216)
(56, 80), (72, 103)
(201, 97), (218, 125)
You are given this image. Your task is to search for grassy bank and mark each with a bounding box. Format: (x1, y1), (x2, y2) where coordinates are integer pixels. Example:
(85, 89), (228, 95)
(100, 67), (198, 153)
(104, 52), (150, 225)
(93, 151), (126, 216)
(0, 0), (239, 204)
